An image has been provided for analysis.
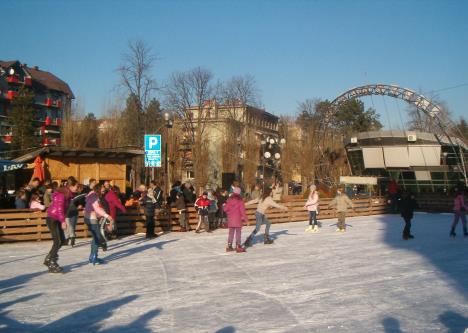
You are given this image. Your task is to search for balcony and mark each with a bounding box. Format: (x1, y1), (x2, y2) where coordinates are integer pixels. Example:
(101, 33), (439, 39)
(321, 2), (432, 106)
(24, 77), (32, 86)
(44, 98), (53, 107)
(6, 75), (19, 84)
(3, 135), (12, 144)
(6, 91), (18, 100)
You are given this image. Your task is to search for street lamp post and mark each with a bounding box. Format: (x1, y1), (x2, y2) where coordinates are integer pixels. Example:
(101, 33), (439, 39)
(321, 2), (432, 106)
(260, 136), (286, 193)
(164, 112), (173, 197)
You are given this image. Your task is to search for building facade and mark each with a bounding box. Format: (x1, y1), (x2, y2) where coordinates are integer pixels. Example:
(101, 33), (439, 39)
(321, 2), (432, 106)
(345, 130), (468, 192)
(0, 60), (74, 151)
(180, 100), (279, 188)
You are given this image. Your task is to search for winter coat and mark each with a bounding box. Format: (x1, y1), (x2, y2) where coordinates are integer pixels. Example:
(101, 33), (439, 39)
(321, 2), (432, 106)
(304, 192), (319, 212)
(217, 194), (228, 218)
(30, 200), (45, 211)
(175, 195), (186, 211)
(194, 196), (210, 216)
(85, 192), (108, 221)
(328, 193), (354, 212)
(47, 192), (70, 224)
(399, 196), (418, 219)
(453, 194), (467, 213)
(207, 193), (218, 213)
(223, 194), (247, 228)
(183, 187), (195, 204)
(140, 193), (157, 217)
(245, 196), (287, 215)
(105, 189), (126, 220)
(272, 186), (283, 201)
(66, 193), (86, 218)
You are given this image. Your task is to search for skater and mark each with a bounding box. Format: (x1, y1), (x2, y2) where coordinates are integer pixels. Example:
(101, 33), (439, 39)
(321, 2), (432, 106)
(244, 187), (288, 247)
(64, 184), (86, 247)
(304, 184), (320, 232)
(85, 184), (113, 265)
(217, 188), (229, 228)
(175, 191), (189, 232)
(44, 179), (78, 273)
(194, 191), (211, 233)
(104, 182), (126, 238)
(328, 186), (354, 232)
(223, 187), (247, 253)
(449, 189), (467, 237)
(399, 191), (418, 240)
(207, 190), (218, 229)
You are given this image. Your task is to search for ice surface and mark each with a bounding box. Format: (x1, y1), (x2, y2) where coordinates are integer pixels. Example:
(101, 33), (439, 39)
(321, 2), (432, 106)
(1, 213), (467, 332)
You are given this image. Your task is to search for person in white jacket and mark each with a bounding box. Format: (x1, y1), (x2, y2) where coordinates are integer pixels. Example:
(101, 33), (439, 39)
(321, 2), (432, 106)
(244, 187), (288, 246)
(304, 184), (320, 232)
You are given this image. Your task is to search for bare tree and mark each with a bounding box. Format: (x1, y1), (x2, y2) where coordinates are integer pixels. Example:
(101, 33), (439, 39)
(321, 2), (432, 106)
(164, 67), (214, 190)
(117, 39), (157, 110)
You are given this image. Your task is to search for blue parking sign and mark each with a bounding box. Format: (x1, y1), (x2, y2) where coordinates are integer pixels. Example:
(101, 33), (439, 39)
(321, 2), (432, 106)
(144, 134), (162, 167)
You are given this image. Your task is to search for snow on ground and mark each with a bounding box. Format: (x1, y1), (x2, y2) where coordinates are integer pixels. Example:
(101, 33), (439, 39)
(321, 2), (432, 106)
(1, 213), (467, 333)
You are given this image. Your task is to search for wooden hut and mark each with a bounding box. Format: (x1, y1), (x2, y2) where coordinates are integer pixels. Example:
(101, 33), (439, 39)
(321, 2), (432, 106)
(13, 147), (143, 190)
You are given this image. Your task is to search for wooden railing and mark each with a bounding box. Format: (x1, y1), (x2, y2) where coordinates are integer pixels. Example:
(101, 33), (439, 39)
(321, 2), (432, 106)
(0, 197), (388, 243)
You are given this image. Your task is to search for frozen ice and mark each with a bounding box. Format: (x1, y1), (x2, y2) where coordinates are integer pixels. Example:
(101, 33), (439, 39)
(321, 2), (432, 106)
(1, 213), (467, 332)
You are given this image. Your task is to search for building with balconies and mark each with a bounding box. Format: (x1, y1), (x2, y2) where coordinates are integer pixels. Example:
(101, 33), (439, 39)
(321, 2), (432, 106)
(0, 60), (74, 152)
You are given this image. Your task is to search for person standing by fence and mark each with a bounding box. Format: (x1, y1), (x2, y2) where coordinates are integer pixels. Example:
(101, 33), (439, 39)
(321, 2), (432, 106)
(328, 186), (354, 232)
(194, 192), (211, 233)
(304, 184), (320, 233)
(65, 184), (86, 247)
(450, 189), (467, 237)
(175, 191), (189, 232)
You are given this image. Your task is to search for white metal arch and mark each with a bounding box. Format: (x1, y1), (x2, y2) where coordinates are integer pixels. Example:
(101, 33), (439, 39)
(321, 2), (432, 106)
(331, 84), (442, 117)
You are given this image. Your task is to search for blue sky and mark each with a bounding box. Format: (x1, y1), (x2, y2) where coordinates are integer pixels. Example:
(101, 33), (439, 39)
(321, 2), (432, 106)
(3, 0), (468, 128)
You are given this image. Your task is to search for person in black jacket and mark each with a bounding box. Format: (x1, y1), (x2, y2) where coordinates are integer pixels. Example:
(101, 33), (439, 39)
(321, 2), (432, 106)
(399, 191), (418, 240)
(65, 184), (86, 246)
(140, 181), (164, 239)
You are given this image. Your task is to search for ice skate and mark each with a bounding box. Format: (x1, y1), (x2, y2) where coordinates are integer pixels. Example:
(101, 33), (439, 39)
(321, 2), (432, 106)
(264, 234), (274, 245)
(226, 243), (234, 252)
(48, 261), (63, 273)
(305, 225), (313, 232)
(236, 244), (246, 253)
(449, 229), (456, 238)
(243, 234), (254, 247)
(313, 225), (319, 232)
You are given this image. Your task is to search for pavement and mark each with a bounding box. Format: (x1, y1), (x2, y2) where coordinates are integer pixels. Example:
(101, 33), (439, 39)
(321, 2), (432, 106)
(0, 213), (467, 333)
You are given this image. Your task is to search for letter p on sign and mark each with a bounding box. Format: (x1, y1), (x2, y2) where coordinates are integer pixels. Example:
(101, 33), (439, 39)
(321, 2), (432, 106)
(149, 137), (158, 149)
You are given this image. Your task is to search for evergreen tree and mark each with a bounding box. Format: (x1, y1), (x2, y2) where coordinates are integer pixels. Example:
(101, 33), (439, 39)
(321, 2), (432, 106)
(10, 86), (37, 155)
(119, 94), (142, 147)
(81, 113), (99, 148)
(144, 98), (163, 134)
(335, 99), (382, 135)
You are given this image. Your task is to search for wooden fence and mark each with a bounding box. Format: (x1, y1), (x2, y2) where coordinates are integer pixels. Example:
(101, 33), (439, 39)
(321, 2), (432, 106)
(0, 197), (388, 243)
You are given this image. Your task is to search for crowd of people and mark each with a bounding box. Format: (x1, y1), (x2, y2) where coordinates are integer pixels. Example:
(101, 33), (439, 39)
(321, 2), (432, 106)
(1, 176), (467, 274)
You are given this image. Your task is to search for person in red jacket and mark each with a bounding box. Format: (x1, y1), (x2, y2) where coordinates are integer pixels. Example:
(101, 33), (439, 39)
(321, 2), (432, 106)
(194, 192), (211, 233)
(104, 182), (126, 238)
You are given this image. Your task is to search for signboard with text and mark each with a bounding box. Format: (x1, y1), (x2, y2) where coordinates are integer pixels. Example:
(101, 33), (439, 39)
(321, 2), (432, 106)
(144, 134), (161, 167)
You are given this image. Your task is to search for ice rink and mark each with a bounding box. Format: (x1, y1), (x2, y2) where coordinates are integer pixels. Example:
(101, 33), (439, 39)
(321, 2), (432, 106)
(1, 213), (467, 333)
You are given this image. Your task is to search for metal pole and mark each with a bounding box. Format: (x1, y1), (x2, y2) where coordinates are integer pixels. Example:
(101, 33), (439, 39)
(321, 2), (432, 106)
(262, 143), (265, 193)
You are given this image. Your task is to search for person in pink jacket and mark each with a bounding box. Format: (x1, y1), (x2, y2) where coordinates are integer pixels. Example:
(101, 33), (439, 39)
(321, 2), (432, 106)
(104, 183), (126, 238)
(304, 184), (320, 232)
(450, 189), (467, 237)
(44, 180), (77, 273)
(223, 187), (247, 253)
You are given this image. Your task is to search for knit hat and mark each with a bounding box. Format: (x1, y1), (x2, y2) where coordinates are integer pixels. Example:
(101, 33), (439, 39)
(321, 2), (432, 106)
(233, 187), (241, 195)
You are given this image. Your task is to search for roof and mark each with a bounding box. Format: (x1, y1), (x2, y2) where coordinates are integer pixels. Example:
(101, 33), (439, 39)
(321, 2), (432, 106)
(0, 60), (75, 98)
(13, 147), (144, 163)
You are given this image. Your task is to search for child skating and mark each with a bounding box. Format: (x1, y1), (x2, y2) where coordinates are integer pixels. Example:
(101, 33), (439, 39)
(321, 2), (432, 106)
(223, 187), (247, 253)
(304, 184), (320, 232)
(328, 186), (354, 232)
(194, 191), (211, 233)
(244, 187), (288, 246)
(450, 189), (467, 237)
